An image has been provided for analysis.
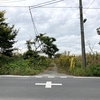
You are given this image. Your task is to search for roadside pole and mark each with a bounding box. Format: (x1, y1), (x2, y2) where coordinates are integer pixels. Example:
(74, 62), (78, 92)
(79, 0), (86, 68)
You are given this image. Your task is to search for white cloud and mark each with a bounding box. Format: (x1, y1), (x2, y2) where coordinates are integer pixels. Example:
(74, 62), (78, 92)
(0, 0), (100, 55)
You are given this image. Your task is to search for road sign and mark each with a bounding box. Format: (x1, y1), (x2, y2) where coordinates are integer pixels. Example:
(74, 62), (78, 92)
(35, 81), (62, 88)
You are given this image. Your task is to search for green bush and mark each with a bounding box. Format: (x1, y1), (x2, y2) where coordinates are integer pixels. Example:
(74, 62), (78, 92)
(25, 67), (40, 75)
(85, 65), (100, 76)
(0, 59), (28, 75)
(0, 56), (52, 75)
(68, 67), (85, 76)
(68, 65), (100, 76)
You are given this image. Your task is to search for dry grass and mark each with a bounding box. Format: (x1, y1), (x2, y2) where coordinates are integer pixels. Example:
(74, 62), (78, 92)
(54, 52), (100, 76)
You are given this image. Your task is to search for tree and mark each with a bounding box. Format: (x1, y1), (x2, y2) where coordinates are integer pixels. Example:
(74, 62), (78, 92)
(23, 40), (36, 59)
(35, 33), (59, 58)
(0, 10), (18, 56)
(24, 33), (59, 58)
(86, 40), (95, 54)
(54, 53), (61, 58)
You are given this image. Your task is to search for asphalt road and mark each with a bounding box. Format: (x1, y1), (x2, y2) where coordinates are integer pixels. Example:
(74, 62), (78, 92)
(0, 75), (100, 100)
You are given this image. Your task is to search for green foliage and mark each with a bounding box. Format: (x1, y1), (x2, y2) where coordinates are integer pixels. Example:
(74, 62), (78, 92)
(0, 59), (28, 75)
(75, 55), (82, 68)
(35, 33), (59, 58)
(23, 39), (40, 60)
(0, 55), (52, 75)
(24, 33), (59, 59)
(0, 10), (5, 22)
(0, 11), (57, 75)
(85, 65), (100, 76)
(54, 53), (61, 58)
(23, 50), (35, 59)
(69, 65), (100, 76)
(69, 67), (85, 76)
(0, 10), (18, 57)
(55, 52), (100, 76)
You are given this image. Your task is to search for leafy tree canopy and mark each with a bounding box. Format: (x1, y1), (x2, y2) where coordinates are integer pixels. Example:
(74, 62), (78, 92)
(28, 33), (59, 58)
(24, 33), (59, 58)
(35, 33), (59, 58)
(0, 10), (18, 56)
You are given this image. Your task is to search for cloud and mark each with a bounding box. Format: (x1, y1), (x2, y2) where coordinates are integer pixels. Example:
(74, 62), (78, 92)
(0, 0), (100, 55)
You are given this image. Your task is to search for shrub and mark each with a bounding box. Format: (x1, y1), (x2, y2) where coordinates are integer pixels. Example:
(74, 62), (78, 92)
(85, 65), (100, 76)
(0, 59), (29, 75)
(0, 56), (52, 75)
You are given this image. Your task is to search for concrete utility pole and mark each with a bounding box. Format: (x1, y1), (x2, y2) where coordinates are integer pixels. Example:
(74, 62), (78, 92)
(79, 0), (86, 68)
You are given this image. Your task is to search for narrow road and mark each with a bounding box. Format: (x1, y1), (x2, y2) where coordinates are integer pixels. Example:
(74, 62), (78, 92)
(39, 63), (71, 77)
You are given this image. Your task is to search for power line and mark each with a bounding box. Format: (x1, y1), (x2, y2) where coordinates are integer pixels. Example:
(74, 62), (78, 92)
(0, 6), (29, 7)
(28, 0), (65, 52)
(28, 0), (64, 37)
(28, 0), (64, 36)
(30, 0), (63, 7)
(30, 0), (64, 9)
(29, 6), (43, 51)
(0, 0), (27, 3)
(31, 7), (78, 8)
(84, 0), (96, 13)
(0, 5), (100, 9)
(29, 7), (38, 36)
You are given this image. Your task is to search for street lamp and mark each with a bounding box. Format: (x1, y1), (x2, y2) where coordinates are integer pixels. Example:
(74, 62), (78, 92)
(97, 27), (100, 35)
(97, 27), (100, 45)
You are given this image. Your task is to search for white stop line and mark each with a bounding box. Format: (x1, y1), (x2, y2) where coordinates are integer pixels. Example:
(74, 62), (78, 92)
(35, 81), (62, 88)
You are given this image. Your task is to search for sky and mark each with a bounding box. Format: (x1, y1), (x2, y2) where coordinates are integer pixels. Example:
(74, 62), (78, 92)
(0, 0), (100, 55)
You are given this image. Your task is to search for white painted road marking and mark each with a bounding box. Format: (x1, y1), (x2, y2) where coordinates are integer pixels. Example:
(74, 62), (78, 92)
(60, 76), (67, 78)
(0, 75), (100, 79)
(73, 77), (100, 79)
(45, 81), (52, 88)
(48, 76), (55, 78)
(35, 81), (62, 88)
(35, 76), (42, 78)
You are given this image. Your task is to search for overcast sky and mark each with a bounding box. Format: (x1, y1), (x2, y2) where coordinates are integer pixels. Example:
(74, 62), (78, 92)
(0, 0), (100, 55)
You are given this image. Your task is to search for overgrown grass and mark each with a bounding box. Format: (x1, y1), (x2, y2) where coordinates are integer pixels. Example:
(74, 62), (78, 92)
(55, 52), (100, 76)
(55, 54), (71, 74)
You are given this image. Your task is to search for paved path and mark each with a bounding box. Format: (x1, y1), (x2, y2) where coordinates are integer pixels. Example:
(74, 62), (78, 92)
(38, 64), (72, 77)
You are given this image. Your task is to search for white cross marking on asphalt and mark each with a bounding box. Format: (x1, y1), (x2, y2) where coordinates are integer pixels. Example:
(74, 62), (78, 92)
(35, 81), (62, 88)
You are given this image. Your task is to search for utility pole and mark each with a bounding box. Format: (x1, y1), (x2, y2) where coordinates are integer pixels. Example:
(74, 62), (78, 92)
(79, 0), (86, 68)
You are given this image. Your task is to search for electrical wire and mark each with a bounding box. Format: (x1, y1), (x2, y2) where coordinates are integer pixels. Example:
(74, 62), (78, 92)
(84, 0), (96, 13)
(29, 7), (38, 36)
(28, 0), (65, 51)
(28, 0), (64, 37)
(29, 7), (44, 51)
(0, 0), (100, 10)
(28, 0), (63, 36)
(0, 5), (100, 9)
(31, 7), (78, 8)
(0, 0), (27, 3)
(30, 0), (62, 7)
(30, 0), (64, 9)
